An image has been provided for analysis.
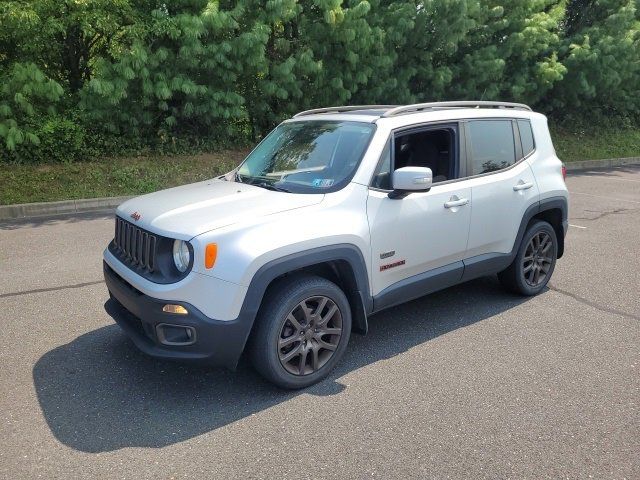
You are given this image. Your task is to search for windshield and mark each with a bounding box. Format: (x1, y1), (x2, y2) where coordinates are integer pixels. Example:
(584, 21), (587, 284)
(236, 121), (375, 193)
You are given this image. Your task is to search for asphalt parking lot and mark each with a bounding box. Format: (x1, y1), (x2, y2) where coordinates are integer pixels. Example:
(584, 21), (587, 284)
(1, 166), (638, 479)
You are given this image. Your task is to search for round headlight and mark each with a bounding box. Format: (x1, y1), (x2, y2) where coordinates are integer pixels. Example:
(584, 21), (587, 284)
(172, 240), (191, 273)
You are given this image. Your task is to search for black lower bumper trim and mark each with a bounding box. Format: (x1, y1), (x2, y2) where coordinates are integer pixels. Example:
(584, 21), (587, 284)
(103, 261), (252, 369)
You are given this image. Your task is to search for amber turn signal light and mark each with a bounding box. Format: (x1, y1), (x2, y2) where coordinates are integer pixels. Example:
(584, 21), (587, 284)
(205, 243), (217, 269)
(162, 304), (189, 315)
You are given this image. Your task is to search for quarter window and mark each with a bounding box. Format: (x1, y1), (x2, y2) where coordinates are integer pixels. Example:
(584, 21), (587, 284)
(371, 141), (391, 190)
(518, 119), (535, 157)
(468, 120), (516, 175)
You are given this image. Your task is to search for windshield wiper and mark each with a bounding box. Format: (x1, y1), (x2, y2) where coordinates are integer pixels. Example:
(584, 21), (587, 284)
(252, 182), (291, 193)
(236, 172), (290, 192)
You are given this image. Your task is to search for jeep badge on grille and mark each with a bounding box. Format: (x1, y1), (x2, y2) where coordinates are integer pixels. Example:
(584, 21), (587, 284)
(130, 211), (141, 221)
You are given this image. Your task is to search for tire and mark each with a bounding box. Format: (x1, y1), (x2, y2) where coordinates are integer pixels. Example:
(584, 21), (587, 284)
(248, 274), (352, 389)
(498, 220), (558, 296)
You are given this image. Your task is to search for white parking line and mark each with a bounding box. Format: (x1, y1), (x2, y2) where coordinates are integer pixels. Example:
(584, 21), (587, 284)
(569, 224), (587, 229)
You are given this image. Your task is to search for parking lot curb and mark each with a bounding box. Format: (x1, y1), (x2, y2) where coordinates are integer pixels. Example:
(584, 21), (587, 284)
(0, 196), (133, 221)
(1, 157), (638, 221)
(564, 156), (640, 172)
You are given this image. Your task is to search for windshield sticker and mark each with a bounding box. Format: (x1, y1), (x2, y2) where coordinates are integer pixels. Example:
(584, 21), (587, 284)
(312, 179), (335, 188)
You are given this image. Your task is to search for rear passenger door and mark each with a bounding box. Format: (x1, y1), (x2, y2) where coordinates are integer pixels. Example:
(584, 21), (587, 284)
(463, 118), (539, 262)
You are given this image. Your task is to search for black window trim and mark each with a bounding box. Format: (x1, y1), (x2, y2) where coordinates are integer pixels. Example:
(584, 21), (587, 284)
(368, 121), (464, 192)
(368, 117), (537, 192)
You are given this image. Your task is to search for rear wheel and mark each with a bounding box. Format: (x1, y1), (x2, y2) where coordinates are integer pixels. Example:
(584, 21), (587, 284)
(249, 274), (351, 389)
(498, 220), (558, 296)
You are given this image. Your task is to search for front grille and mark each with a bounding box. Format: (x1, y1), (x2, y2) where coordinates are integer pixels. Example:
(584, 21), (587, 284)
(113, 217), (158, 272)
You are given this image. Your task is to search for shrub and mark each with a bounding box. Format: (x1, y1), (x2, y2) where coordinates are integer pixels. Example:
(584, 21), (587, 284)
(1, 115), (88, 163)
(0, 63), (63, 153)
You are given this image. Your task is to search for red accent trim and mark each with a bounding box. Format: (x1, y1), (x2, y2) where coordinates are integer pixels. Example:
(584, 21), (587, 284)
(380, 259), (406, 271)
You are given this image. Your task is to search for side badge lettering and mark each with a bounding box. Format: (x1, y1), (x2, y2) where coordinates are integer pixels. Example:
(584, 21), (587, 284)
(380, 250), (395, 259)
(380, 259), (405, 272)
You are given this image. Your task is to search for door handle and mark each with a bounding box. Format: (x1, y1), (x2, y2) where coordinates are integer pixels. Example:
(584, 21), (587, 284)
(444, 197), (469, 208)
(513, 181), (534, 191)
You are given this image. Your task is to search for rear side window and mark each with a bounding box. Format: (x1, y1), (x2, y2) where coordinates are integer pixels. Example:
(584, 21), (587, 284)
(468, 120), (516, 175)
(518, 119), (535, 157)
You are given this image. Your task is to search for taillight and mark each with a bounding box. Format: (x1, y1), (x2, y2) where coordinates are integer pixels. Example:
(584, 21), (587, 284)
(561, 163), (567, 181)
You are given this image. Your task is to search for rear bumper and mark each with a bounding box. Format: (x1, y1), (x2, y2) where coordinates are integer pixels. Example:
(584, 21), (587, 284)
(103, 262), (252, 369)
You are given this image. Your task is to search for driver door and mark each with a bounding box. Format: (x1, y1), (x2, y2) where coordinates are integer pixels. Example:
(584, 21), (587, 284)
(367, 124), (471, 304)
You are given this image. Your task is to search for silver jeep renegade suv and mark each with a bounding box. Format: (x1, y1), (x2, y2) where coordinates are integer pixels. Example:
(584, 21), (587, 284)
(104, 101), (569, 388)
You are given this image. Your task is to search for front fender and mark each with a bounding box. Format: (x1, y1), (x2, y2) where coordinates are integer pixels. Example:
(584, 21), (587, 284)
(229, 243), (372, 365)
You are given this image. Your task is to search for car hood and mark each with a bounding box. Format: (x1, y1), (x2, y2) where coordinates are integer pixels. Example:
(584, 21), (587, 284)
(116, 179), (324, 239)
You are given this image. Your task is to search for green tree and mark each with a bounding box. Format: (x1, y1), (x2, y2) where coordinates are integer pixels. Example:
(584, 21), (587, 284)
(2, 0), (639, 163)
(365, 0), (477, 104)
(223, 0), (320, 138)
(301, 0), (390, 107)
(232, 0), (390, 136)
(82, 1), (254, 143)
(1, 0), (143, 93)
(0, 63), (63, 151)
(445, 0), (567, 105)
(553, 0), (640, 118)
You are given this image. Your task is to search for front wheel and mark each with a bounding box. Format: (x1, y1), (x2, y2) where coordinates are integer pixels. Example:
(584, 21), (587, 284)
(498, 220), (558, 296)
(249, 274), (352, 389)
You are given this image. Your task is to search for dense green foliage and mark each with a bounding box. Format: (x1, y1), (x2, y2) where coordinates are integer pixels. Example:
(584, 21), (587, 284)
(1, 0), (638, 163)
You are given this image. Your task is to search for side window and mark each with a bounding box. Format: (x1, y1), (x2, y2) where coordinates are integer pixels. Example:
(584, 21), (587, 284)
(517, 119), (535, 157)
(371, 141), (391, 190)
(468, 120), (516, 175)
(370, 126), (458, 190)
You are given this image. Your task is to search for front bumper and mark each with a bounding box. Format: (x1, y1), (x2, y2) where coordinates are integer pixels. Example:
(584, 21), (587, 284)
(103, 262), (252, 369)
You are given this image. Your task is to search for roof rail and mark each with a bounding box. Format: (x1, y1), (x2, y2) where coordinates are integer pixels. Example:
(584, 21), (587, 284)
(382, 101), (532, 117)
(293, 105), (399, 118)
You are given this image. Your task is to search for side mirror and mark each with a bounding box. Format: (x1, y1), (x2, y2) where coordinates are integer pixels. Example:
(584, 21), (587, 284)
(389, 167), (432, 199)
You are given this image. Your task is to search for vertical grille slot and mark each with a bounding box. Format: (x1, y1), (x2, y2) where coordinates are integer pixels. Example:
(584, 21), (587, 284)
(112, 217), (157, 272)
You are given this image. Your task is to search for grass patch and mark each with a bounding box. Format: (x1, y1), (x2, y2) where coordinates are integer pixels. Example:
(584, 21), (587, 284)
(550, 124), (640, 162)
(0, 150), (247, 205)
(1, 125), (639, 205)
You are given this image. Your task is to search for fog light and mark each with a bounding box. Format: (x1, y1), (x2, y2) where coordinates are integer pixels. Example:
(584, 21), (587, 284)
(162, 304), (188, 315)
(156, 323), (196, 346)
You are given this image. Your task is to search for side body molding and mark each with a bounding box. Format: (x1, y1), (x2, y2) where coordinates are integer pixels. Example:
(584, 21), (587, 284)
(372, 262), (464, 312)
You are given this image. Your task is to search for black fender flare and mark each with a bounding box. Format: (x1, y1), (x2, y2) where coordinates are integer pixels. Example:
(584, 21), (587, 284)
(519, 196), (568, 259)
(537, 196), (569, 258)
(232, 244), (372, 365)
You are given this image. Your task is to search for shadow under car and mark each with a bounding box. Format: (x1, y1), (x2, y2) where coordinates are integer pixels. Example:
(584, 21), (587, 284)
(33, 276), (532, 453)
